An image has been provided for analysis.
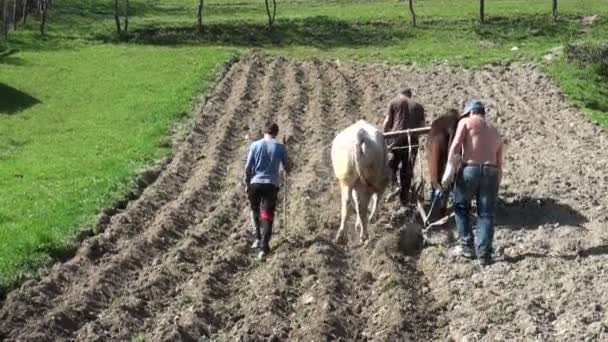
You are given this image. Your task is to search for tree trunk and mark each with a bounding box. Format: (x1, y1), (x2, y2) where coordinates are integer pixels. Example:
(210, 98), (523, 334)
(479, 0), (485, 23)
(22, 0), (27, 24)
(1, 0), (7, 39)
(114, 0), (121, 35)
(264, 0), (275, 31)
(12, 0), (17, 30)
(408, 0), (416, 27)
(39, 0), (47, 35)
(197, 0), (203, 33)
(123, 0), (129, 33)
(552, 0), (557, 20)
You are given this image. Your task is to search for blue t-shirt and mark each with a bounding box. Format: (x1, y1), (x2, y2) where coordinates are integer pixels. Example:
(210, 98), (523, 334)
(244, 138), (287, 187)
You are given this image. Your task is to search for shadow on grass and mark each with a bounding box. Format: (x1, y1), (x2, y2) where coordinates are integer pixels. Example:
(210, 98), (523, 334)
(474, 15), (580, 42)
(0, 83), (40, 115)
(97, 16), (416, 48)
(497, 195), (588, 230)
(87, 14), (590, 50)
(581, 65), (608, 114)
(55, 0), (190, 20)
(0, 56), (30, 66)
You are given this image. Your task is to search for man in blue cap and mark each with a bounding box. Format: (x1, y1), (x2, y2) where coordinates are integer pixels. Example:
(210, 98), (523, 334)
(444, 98), (505, 265)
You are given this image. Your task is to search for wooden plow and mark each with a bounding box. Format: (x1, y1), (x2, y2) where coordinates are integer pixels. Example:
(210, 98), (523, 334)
(383, 126), (455, 241)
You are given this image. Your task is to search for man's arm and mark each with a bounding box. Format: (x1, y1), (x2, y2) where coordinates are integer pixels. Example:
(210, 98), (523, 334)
(441, 119), (467, 187)
(417, 104), (426, 128)
(496, 139), (505, 187)
(382, 103), (394, 133)
(243, 145), (255, 187)
(447, 119), (467, 161)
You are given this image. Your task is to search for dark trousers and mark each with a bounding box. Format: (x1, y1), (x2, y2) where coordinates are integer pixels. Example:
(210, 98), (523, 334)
(248, 183), (279, 253)
(388, 148), (417, 205)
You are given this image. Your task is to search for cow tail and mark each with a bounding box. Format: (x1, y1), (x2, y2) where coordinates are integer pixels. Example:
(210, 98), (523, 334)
(354, 128), (369, 188)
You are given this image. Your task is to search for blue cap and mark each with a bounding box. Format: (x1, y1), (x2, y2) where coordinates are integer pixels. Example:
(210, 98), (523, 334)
(462, 98), (485, 116)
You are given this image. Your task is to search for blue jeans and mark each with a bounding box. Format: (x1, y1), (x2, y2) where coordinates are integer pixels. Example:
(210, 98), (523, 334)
(453, 164), (499, 258)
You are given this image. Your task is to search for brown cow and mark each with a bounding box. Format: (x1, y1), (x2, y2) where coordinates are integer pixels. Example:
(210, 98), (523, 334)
(425, 108), (461, 218)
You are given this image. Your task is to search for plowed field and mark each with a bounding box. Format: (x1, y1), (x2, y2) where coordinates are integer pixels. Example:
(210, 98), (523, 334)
(2, 55), (608, 341)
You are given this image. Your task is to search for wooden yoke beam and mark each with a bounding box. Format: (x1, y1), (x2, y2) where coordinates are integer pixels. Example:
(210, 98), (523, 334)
(383, 126), (431, 139)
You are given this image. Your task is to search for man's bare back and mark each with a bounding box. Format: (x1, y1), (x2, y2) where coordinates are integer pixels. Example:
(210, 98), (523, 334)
(449, 114), (504, 182)
(456, 115), (502, 165)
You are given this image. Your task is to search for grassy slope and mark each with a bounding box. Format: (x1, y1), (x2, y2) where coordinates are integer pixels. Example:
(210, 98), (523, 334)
(0, 0), (606, 295)
(0, 44), (234, 292)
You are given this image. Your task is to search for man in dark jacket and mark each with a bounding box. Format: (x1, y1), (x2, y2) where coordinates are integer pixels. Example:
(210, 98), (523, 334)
(383, 89), (426, 206)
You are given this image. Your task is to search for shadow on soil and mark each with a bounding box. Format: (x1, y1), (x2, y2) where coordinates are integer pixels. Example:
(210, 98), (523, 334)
(495, 195), (602, 264)
(0, 83), (41, 114)
(497, 196), (588, 230)
(502, 244), (608, 264)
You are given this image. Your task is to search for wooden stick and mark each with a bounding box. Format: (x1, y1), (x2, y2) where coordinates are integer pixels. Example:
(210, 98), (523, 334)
(383, 126), (431, 138)
(416, 200), (428, 225)
(391, 145), (421, 150)
(283, 172), (287, 229)
(423, 213), (455, 232)
(282, 134), (287, 229)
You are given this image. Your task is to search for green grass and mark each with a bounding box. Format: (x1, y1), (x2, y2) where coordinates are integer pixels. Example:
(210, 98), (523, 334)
(1, 0), (607, 296)
(549, 62), (608, 126)
(0, 45), (234, 294)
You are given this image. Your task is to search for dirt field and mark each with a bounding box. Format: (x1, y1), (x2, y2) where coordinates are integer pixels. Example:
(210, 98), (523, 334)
(2, 55), (608, 341)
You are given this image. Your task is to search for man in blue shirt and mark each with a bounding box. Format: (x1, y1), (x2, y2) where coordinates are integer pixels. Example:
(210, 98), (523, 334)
(244, 122), (290, 259)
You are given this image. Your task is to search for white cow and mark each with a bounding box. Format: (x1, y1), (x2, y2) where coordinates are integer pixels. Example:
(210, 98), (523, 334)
(330, 120), (391, 245)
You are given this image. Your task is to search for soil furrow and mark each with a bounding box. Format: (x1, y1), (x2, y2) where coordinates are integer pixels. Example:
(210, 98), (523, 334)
(252, 57), (287, 136)
(0, 60), (244, 341)
(118, 58), (294, 341)
(284, 60), (366, 341)
(210, 60), (313, 340)
(139, 59), (307, 341)
(72, 57), (268, 341)
(3, 58), (263, 341)
(4, 55), (608, 342)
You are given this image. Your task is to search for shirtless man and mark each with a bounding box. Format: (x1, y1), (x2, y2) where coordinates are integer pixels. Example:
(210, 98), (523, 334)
(445, 99), (504, 265)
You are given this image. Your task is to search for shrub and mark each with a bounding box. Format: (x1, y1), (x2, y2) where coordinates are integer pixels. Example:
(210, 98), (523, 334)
(565, 41), (608, 66)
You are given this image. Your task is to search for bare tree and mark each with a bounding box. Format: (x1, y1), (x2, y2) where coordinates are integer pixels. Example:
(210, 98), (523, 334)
(552, 0), (557, 20)
(1, 0), (6, 39)
(113, 0), (129, 36)
(22, 0), (27, 24)
(197, 0), (203, 33)
(123, 0), (128, 33)
(38, 0), (48, 35)
(12, 0), (17, 30)
(264, 0), (276, 31)
(114, 0), (121, 34)
(408, 0), (416, 27)
(479, 0), (485, 23)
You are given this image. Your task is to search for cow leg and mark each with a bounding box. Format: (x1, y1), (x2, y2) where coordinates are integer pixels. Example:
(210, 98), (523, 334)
(335, 181), (352, 245)
(368, 192), (379, 222)
(353, 186), (371, 244)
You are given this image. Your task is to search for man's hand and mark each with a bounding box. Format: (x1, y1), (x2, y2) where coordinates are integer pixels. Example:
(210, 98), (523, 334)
(433, 187), (444, 200)
(441, 154), (462, 188)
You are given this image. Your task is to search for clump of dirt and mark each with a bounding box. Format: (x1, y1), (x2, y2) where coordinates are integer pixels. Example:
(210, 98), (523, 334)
(1, 55), (607, 341)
